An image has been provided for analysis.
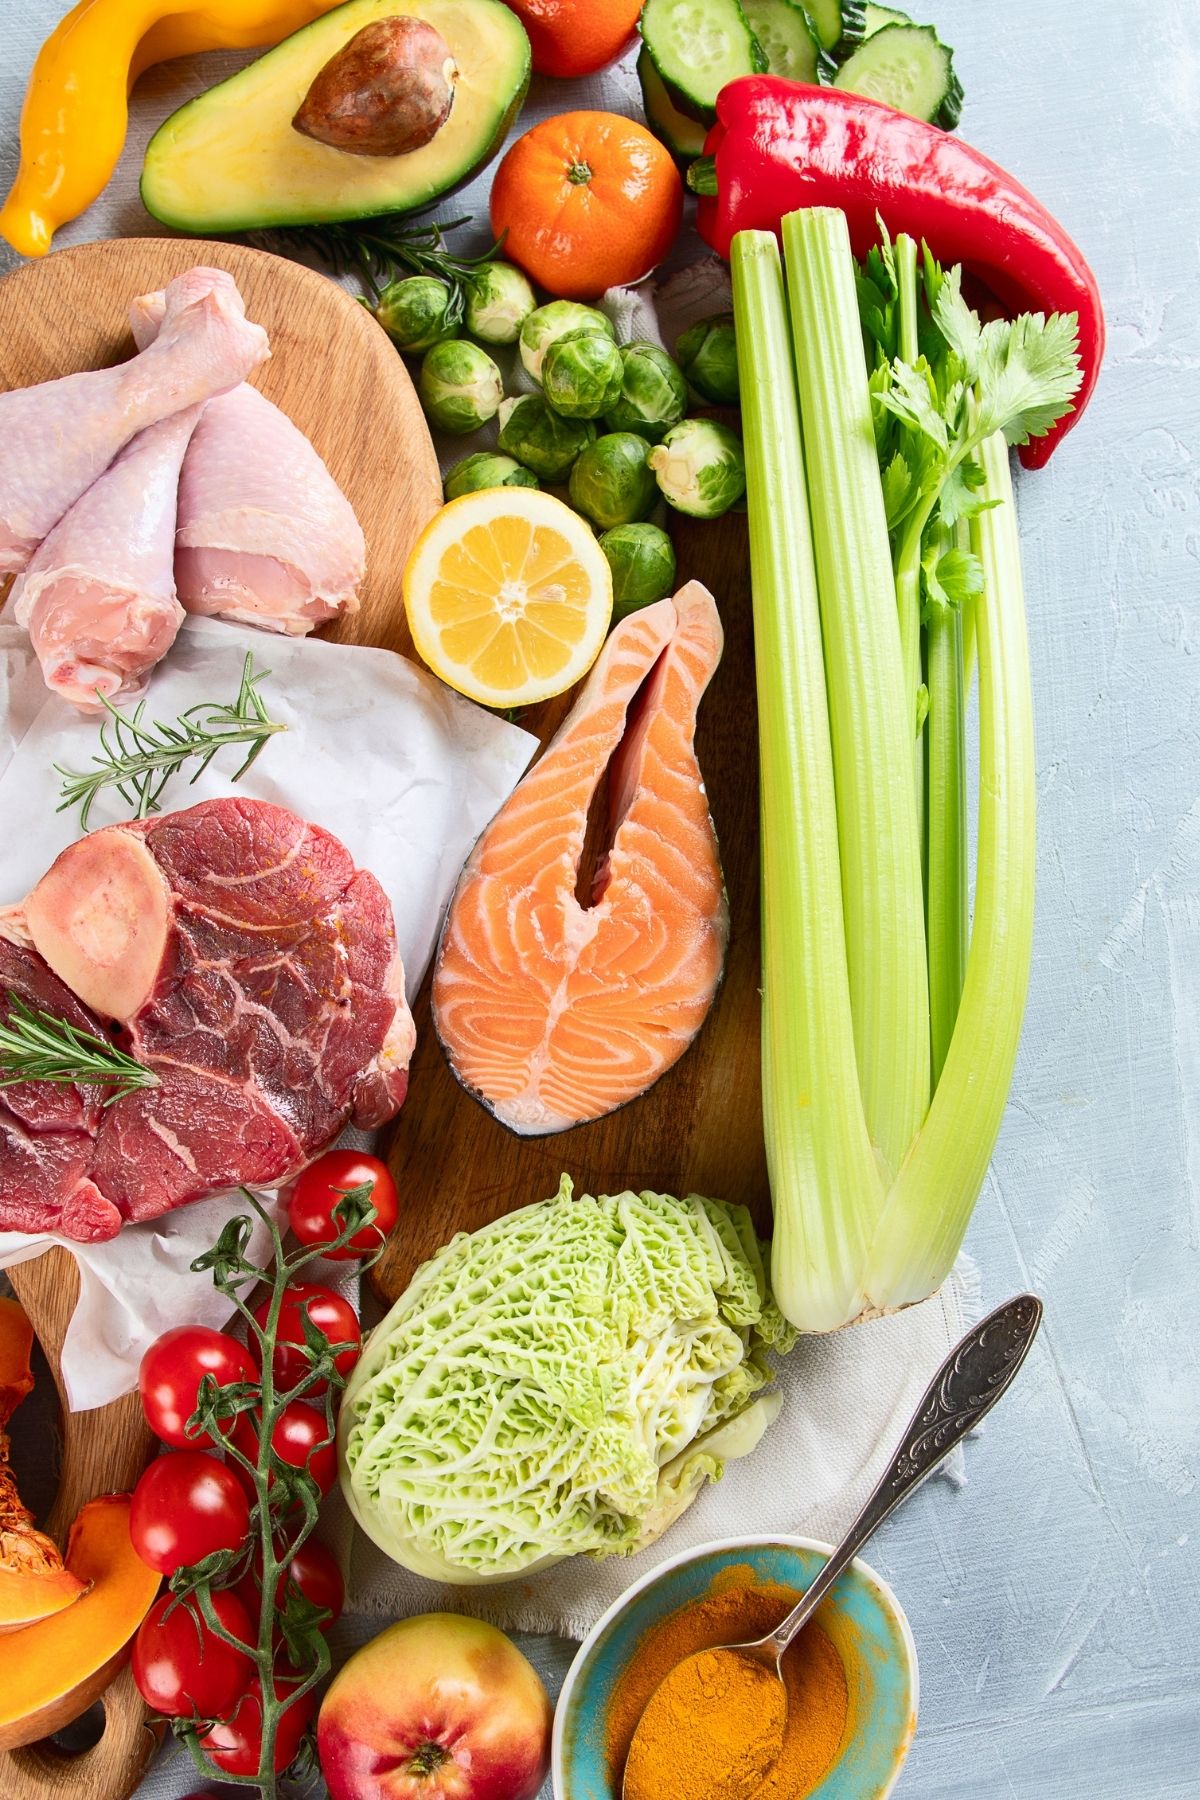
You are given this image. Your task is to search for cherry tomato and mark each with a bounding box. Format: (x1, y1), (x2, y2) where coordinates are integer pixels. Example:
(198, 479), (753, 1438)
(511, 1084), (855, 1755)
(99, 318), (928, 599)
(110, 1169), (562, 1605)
(250, 1284), (361, 1395)
(130, 1451), (252, 1575)
(132, 1588), (255, 1721)
(287, 1150), (397, 1259)
(139, 1326), (257, 1449)
(279, 1535), (345, 1623)
(232, 1402), (338, 1499)
(199, 1675), (314, 1776)
(236, 1535), (345, 1635)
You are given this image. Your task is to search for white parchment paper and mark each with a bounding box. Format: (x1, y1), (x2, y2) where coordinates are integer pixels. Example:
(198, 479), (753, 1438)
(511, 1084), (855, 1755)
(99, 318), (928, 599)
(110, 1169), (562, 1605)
(0, 614), (536, 1409)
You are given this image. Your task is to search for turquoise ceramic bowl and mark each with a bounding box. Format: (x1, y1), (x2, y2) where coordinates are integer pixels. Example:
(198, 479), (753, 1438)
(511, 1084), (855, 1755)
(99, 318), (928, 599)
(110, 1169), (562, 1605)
(553, 1535), (918, 1800)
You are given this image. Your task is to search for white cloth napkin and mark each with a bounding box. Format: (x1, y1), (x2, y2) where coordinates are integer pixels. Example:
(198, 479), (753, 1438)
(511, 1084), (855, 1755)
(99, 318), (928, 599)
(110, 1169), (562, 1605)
(345, 1255), (980, 1642)
(0, 615), (536, 1408)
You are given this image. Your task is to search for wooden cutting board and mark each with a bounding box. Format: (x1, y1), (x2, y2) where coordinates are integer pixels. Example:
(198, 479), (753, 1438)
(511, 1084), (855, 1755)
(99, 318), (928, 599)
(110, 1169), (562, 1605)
(371, 505), (766, 1305)
(0, 233), (764, 1790)
(0, 235), (441, 1799)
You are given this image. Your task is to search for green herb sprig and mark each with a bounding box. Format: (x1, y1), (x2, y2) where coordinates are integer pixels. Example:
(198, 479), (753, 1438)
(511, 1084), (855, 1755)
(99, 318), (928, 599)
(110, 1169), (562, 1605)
(247, 212), (506, 317)
(0, 992), (158, 1102)
(858, 225), (1081, 1082)
(55, 653), (286, 830)
(171, 1184), (378, 1797)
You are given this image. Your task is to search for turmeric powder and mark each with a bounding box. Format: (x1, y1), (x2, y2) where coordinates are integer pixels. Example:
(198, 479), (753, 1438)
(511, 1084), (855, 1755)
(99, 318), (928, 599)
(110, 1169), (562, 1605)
(608, 1575), (850, 1799)
(622, 1646), (787, 1800)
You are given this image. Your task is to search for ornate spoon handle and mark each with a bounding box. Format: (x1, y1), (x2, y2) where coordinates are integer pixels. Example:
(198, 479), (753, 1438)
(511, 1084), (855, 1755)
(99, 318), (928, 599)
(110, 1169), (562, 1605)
(766, 1293), (1043, 1656)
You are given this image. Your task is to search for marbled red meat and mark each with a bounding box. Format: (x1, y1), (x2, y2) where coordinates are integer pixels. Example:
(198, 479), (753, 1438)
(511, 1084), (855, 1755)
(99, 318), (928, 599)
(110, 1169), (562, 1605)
(0, 798), (414, 1242)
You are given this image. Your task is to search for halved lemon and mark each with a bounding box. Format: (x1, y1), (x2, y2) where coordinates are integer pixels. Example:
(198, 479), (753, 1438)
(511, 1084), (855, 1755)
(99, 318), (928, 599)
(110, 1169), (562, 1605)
(403, 489), (613, 708)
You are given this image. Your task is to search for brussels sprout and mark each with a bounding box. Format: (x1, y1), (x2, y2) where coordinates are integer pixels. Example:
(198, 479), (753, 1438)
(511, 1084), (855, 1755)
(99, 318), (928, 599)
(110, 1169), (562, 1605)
(541, 330), (624, 421)
(444, 453), (540, 501)
(519, 300), (614, 383)
(497, 394), (598, 483)
(604, 340), (688, 442)
(374, 275), (457, 354)
(598, 523), (677, 617)
(648, 419), (746, 519)
(418, 340), (504, 436)
(464, 261), (538, 347)
(675, 313), (740, 406)
(568, 432), (656, 530)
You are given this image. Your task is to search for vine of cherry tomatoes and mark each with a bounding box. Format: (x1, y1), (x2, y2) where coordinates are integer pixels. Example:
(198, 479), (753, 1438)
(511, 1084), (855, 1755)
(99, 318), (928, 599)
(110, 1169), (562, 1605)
(125, 1148), (394, 1743)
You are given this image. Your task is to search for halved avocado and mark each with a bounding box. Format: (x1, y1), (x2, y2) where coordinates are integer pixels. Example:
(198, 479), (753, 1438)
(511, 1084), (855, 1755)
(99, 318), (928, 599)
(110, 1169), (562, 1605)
(141, 0), (531, 232)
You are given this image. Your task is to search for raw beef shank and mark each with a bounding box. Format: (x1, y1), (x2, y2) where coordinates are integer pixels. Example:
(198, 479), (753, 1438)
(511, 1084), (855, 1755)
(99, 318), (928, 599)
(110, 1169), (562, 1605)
(0, 798), (414, 1242)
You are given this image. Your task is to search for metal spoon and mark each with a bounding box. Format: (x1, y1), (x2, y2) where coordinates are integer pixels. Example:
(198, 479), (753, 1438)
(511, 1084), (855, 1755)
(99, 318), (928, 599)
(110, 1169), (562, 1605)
(621, 1292), (1043, 1798)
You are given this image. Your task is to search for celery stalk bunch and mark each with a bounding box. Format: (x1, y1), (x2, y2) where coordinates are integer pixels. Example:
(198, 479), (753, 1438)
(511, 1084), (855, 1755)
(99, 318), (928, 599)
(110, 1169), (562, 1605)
(731, 209), (1082, 1331)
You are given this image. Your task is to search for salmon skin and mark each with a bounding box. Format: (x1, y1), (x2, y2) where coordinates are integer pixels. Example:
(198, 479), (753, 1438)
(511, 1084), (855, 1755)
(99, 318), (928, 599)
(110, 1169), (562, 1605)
(433, 582), (729, 1136)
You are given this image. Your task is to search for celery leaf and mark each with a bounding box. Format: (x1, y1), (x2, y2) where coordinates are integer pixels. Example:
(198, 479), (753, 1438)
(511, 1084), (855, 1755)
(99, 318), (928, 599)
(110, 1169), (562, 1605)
(875, 359), (948, 452)
(922, 544), (984, 619)
(932, 266), (983, 380)
(882, 452), (915, 530)
(937, 454), (996, 529)
(975, 311), (1083, 447)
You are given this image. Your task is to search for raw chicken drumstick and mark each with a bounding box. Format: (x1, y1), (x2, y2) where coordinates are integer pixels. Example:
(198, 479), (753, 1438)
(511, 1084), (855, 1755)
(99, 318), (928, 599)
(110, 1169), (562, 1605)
(0, 265), (268, 576)
(9, 270), (270, 709)
(131, 290), (365, 634)
(11, 411), (194, 710)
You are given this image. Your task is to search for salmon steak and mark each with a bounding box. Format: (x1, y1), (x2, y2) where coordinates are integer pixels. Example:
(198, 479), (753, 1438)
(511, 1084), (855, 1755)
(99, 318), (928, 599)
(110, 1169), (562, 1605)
(433, 581), (729, 1135)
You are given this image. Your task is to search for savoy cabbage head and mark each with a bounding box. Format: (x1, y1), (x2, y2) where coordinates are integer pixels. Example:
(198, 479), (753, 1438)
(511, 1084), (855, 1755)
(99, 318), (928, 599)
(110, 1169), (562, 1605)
(338, 1176), (795, 1583)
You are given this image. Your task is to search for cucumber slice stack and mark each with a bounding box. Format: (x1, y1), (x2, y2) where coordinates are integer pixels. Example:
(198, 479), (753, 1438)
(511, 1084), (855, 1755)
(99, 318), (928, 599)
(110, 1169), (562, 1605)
(637, 0), (963, 137)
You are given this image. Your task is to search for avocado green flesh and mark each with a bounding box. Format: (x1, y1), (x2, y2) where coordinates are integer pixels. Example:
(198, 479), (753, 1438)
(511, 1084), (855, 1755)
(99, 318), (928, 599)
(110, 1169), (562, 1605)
(141, 0), (530, 232)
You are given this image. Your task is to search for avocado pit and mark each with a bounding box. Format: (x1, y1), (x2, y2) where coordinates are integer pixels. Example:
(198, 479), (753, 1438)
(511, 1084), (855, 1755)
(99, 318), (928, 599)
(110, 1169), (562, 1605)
(293, 16), (457, 158)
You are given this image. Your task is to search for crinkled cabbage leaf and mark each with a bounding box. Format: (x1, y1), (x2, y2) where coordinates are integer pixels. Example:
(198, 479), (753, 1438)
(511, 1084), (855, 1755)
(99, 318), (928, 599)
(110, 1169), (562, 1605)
(338, 1176), (796, 1583)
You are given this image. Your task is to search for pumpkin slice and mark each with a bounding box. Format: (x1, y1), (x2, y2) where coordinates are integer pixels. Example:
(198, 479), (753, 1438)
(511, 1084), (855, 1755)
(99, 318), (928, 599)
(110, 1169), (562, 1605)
(0, 1299), (34, 1419)
(0, 1296), (87, 1634)
(0, 1494), (161, 1750)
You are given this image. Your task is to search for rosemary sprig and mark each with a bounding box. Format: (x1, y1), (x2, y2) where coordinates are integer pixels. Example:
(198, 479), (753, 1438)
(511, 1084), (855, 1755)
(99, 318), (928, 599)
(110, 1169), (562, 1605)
(0, 992), (158, 1102)
(55, 653), (286, 831)
(245, 212), (506, 315)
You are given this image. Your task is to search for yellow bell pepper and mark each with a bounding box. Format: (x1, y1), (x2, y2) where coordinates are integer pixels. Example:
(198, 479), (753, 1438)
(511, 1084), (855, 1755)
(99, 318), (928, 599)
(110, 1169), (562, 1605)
(0, 0), (347, 258)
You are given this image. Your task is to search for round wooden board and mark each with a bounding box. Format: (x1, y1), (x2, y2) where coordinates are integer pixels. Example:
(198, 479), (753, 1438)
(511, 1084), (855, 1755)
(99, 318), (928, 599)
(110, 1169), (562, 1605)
(0, 236), (440, 1800)
(0, 235), (442, 657)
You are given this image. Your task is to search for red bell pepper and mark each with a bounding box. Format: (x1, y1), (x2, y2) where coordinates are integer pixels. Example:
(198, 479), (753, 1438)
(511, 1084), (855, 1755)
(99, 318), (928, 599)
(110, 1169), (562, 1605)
(692, 78), (1104, 468)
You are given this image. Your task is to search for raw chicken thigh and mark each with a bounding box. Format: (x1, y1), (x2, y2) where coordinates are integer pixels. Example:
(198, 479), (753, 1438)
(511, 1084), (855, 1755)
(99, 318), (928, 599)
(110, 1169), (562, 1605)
(131, 290), (365, 634)
(0, 265), (268, 576)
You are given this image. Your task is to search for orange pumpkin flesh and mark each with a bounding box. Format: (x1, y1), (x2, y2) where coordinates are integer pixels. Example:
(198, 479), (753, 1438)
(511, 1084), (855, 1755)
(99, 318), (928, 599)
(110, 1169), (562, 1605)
(0, 1494), (161, 1750)
(0, 1298), (34, 1418)
(0, 1296), (87, 1634)
(490, 110), (683, 300)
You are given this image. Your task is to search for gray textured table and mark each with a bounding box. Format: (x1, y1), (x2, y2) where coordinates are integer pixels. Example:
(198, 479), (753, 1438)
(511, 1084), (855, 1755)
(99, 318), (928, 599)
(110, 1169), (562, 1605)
(2, 2), (1198, 1795)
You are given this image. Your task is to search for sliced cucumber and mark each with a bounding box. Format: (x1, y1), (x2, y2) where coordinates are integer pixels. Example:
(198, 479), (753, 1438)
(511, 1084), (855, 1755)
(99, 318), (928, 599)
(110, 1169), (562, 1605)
(742, 0), (821, 81)
(833, 21), (963, 127)
(639, 0), (767, 125)
(862, 2), (910, 34)
(638, 47), (708, 161)
(804, 0), (866, 54)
